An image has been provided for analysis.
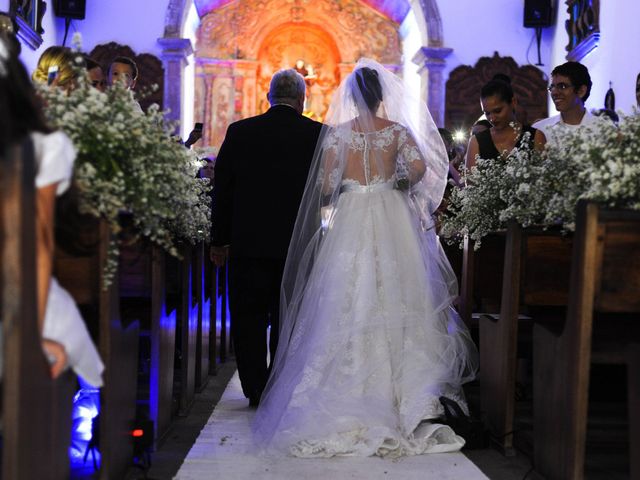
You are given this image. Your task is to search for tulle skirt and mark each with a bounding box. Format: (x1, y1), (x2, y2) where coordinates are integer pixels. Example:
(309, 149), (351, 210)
(253, 182), (477, 458)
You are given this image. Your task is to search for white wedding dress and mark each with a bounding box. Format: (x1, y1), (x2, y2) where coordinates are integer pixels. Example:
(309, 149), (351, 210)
(253, 122), (477, 458)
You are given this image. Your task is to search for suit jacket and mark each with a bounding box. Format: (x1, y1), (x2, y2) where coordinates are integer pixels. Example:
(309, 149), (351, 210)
(211, 105), (323, 260)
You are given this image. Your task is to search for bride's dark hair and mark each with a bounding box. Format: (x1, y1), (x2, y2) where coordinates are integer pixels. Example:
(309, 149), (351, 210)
(353, 67), (383, 111)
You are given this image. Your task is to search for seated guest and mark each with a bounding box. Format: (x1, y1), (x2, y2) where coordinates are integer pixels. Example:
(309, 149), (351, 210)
(108, 56), (138, 90)
(533, 61), (596, 138)
(466, 74), (546, 169)
(199, 157), (215, 181)
(85, 56), (106, 92)
(32, 45), (79, 90)
(1, 33), (104, 386)
(108, 55), (143, 113)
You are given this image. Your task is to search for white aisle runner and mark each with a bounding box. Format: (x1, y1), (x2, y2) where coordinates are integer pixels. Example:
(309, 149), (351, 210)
(175, 372), (488, 480)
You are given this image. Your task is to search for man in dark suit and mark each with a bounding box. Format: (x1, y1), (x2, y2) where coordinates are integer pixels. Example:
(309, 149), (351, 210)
(210, 69), (322, 407)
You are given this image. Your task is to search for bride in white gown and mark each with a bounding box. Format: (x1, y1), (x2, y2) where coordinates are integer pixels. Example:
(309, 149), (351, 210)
(253, 59), (477, 458)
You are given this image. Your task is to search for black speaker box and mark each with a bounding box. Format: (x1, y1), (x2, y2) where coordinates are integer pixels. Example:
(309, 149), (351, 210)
(54, 0), (86, 20)
(524, 0), (553, 28)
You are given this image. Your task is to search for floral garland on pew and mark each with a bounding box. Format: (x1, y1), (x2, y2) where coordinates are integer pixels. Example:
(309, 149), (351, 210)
(39, 37), (211, 286)
(439, 113), (640, 249)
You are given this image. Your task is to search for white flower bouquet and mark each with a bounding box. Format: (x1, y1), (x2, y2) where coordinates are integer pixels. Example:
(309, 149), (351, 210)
(39, 47), (211, 285)
(440, 114), (640, 248)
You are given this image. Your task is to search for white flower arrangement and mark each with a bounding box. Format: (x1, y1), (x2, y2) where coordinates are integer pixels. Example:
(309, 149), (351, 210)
(440, 114), (640, 248)
(39, 44), (211, 285)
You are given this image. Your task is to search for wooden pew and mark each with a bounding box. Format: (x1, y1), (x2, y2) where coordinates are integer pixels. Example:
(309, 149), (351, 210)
(206, 258), (231, 371)
(218, 263), (230, 362)
(54, 216), (139, 480)
(205, 249), (218, 375)
(460, 233), (506, 326)
(148, 244), (177, 445)
(195, 243), (210, 390)
(479, 222), (572, 454)
(1, 139), (76, 480)
(533, 201), (640, 480)
(178, 244), (200, 415)
(118, 237), (177, 446)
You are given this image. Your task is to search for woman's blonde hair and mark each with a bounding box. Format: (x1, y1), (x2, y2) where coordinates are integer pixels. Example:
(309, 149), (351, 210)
(32, 46), (77, 87)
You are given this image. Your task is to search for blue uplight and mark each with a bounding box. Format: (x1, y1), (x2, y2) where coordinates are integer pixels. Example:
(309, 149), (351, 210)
(69, 379), (101, 469)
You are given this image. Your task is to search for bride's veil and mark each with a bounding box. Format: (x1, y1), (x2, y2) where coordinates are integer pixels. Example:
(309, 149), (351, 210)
(253, 58), (475, 449)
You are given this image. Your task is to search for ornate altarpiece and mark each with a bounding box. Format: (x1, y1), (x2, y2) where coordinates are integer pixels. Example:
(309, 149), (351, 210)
(194, 0), (402, 148)
(445, 53), (548, 132)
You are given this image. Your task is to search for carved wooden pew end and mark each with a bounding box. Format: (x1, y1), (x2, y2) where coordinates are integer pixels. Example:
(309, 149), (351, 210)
(533, 202), (640, 480)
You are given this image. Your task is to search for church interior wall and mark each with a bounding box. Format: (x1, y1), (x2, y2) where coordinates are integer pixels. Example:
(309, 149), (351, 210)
(11, 0), (171, 74)
(7, 0), (639, 117)
(400, 10), (421, 125)
(182, 2), (199, 140)
(438, 0), (554, 86)
(548, 0), (640, 114)
(70, 0), (170, 59)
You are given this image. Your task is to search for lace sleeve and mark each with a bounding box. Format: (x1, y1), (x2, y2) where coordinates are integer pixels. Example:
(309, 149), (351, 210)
(397, 126), (426, 185)
(317, 129), (342, 195)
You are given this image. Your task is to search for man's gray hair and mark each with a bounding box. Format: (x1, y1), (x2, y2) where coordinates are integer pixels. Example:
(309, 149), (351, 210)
(268, 69), (306, 106)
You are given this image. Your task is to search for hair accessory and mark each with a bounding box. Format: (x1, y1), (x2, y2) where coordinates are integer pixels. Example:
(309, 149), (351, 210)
(47, 65), (59, 86)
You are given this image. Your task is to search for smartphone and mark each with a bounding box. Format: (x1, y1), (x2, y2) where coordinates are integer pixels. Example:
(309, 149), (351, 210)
(47, 65), (59, 86)
(194, 122), (203, 132)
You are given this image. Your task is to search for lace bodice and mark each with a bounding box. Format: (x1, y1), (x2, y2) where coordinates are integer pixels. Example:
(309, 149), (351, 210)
(319, 123), (425, 191)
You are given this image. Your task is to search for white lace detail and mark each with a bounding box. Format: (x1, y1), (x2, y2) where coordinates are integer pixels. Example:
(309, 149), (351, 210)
(322, 123), (417, 188)
(341, 175), (388, 187)
(333, 123), (399, 153)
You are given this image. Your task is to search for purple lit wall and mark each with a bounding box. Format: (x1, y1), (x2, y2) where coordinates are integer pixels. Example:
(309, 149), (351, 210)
(10, 0), (171, 72)
(437, 0), (553, 83)
(549, 0), (640, 113)
(73, 0), (169, 56)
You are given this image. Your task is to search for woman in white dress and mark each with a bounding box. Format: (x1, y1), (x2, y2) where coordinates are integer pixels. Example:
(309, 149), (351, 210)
(253, 59), (478, 458)
(0, 32), (103, 387)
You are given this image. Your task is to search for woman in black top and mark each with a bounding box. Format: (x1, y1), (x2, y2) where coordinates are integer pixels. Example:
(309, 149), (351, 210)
(466, 75), (545, 169)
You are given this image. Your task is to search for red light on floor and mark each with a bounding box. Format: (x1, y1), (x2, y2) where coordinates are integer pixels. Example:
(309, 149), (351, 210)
(132, 429), (144, 437)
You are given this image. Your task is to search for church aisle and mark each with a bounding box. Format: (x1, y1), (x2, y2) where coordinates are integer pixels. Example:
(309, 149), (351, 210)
(174, 372), (489, 480)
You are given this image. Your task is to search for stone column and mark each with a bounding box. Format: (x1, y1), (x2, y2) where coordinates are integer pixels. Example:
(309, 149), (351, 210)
(157, 37), (194, 132)
(412, 46), (453, 128)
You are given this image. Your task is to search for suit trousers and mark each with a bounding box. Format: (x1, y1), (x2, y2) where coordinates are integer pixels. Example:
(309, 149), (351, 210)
(228, 256), (285, 399)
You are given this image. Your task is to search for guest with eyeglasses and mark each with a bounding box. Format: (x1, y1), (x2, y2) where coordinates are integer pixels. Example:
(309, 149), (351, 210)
(533, 61), (597, 139)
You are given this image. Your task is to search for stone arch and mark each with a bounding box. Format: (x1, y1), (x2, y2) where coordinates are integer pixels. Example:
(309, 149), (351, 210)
(163, 0), (190, 38)
(409, 0), (443, 47)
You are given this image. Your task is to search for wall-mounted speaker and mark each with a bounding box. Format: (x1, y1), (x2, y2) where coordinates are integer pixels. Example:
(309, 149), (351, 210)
(524, 0), (553, 28)
(54, 0), (86, 20)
